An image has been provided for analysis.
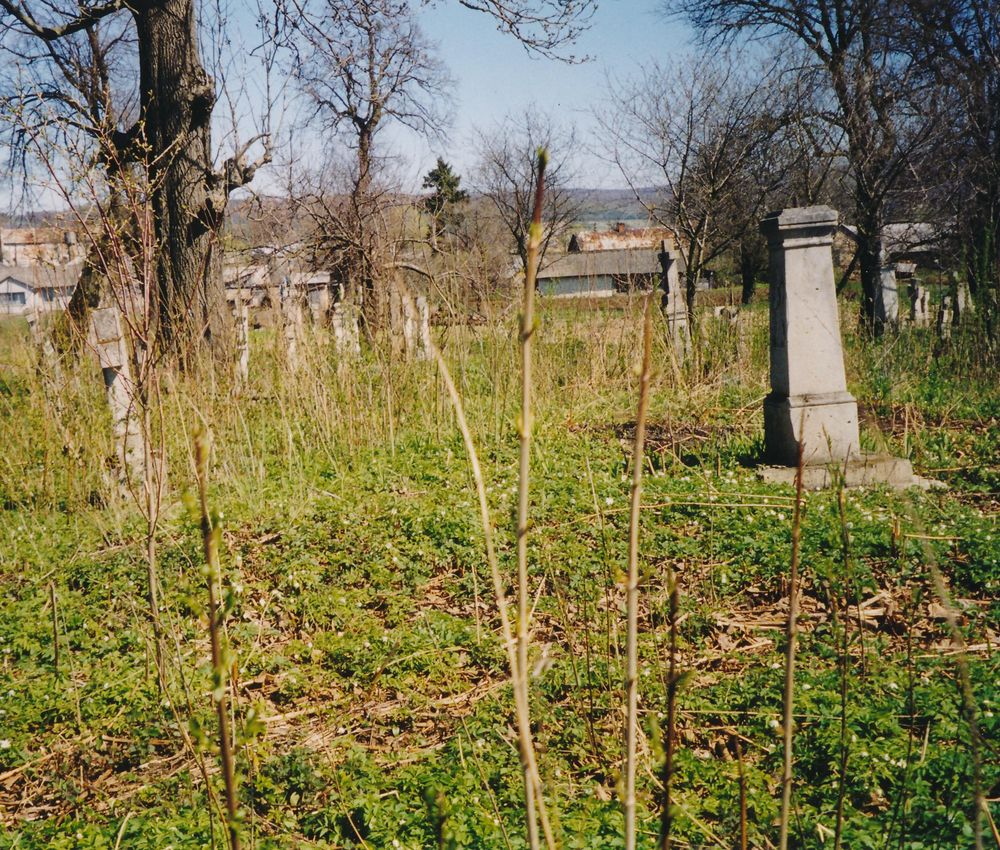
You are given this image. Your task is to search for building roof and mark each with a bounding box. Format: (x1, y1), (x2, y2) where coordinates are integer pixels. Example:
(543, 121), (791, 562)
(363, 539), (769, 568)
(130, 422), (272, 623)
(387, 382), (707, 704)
(536, 248), (662, 280)
(0, 227), (77, 245)
(838, 222), (947, 257)
(0, 262), (82, 290)
(569, 224), (678, 253)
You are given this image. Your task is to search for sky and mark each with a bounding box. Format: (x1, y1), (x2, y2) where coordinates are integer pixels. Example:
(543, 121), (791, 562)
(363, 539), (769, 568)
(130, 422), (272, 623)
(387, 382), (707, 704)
(392, 0), (693, 190)
(1, 0), (694, 210)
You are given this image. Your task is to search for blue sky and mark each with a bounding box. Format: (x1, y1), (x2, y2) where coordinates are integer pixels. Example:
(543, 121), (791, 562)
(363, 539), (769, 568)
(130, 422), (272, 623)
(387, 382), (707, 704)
(337, 0), (693, 190)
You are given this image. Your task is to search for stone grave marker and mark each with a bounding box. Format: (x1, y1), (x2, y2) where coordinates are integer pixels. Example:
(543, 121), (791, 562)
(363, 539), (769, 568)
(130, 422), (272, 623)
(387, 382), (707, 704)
(658, 240), (690, 356)
(756, 207), (924, 489)
(89, 306), (145, 488)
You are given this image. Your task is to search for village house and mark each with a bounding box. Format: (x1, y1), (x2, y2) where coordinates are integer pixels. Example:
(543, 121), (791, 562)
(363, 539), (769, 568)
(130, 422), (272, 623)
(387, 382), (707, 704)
(0, 262), (83, 315)
(0, 227), (87, 266)
(536, 223), (681, 297)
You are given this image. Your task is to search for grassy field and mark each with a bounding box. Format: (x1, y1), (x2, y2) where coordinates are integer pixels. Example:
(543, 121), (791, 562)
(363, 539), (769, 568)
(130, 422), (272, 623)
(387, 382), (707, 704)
(0, 295), (997, 849)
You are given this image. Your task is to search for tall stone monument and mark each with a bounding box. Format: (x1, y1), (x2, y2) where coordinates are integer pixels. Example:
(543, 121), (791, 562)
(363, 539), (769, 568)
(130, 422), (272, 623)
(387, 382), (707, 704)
(657, 240), (690, 356)
(760, 207), (860, 466)
(758, 207), (924, 488)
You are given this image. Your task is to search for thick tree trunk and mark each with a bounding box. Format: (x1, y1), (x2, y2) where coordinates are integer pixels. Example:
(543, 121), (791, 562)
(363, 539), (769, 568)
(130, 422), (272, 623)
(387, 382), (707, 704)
(135, 0), (227, 363)
(739, 237), (765, 306)
(855, 201), (883, 336)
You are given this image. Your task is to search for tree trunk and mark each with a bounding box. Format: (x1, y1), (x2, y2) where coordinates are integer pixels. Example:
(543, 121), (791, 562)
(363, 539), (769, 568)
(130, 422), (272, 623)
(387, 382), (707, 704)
(135, 0), (227, 364)
(855, 201), (883, 336)
(739, 237), (765, 306)
(353, 125), (384, 335)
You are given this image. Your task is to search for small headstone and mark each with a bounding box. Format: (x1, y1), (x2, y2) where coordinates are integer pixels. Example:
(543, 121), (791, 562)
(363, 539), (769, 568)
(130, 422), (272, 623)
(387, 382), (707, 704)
(234, 301), (250, 386)
(415, 295), (433, 361)
(88, 306), (145, 489)
(909, 283), (930, 326)
(937, 295), (953, 340)
(283, 298), (303, 371)
(331, 302), (361, 357)
(712, 305), (739, 326)
(658, 240), (690, 356)
(953, 273), (974, 321)
(875, 265), (899, 330)
(759, 207), (860, 466)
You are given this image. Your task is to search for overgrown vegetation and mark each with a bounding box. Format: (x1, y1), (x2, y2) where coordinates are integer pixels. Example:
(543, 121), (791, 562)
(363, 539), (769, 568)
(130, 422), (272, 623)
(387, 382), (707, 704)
(0, 295), (997, 848)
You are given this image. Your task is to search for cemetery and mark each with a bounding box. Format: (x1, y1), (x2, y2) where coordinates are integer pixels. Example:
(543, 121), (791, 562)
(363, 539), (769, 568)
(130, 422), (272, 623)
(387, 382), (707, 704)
(0, 0), (997, 847)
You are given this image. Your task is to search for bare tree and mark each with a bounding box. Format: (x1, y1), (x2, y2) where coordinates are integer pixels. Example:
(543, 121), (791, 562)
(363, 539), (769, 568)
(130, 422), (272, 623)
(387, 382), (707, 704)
(0, 0), (273, 360)
(903, 0), (1000, 346)
(455, 0), (595, 57)
(284, 0), (452, 329)
(475, 106), (581, 274)
(601, 55), (785, 317)
(667, 0), (941, 333)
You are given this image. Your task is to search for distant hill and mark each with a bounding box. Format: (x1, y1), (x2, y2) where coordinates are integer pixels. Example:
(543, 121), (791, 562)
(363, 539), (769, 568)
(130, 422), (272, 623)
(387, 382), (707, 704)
(565, 186), (663, 226)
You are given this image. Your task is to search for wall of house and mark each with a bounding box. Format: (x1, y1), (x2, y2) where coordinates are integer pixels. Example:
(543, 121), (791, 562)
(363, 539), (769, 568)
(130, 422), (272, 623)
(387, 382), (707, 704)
(0, 278), (73, 315)
(539, 275), (618, 298)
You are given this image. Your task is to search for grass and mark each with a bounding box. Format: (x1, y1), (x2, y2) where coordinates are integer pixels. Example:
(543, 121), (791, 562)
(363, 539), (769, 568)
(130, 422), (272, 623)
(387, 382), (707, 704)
(0, 297), (997, 849)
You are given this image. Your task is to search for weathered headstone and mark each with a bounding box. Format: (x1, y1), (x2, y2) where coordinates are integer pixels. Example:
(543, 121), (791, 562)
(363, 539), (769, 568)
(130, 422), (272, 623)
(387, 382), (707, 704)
(331, 302), (362, 357)
(308, 286), (331, 325)
(875, 264), (899, 330)
(953, 273), (974, 321)
(937, 295), (953, 340)
(909, 283), (930, 327)
(760, 207), (860, 466)
(282, 298), (302, 372)
(658, 240), (690, 356)
(415, 295), (433, 361)
(712, 305), (739, 326)
(89, 306), (145, 488)
(234, 301), (250, 386)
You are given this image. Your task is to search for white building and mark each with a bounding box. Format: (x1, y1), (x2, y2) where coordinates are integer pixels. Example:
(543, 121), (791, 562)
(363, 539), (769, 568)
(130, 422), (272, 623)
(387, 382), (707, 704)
(0, 262), (82, 315)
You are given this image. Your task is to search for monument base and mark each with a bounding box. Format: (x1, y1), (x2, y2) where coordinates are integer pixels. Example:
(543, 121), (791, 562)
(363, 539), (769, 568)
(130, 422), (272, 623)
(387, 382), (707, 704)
(757, 453), (939, 490)
(764, 392), (860, 466)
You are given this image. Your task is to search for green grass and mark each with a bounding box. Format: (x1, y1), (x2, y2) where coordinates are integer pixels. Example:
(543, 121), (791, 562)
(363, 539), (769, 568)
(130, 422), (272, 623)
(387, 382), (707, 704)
(0, 303), (997, 849)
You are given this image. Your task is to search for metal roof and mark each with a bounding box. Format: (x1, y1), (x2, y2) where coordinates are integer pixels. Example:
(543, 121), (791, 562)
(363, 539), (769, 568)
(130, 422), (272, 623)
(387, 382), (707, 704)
(536, 248), (661, 280)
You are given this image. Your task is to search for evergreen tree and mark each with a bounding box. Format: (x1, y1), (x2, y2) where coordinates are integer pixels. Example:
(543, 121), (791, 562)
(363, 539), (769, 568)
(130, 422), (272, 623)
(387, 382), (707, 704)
(422, 158), (469, 250)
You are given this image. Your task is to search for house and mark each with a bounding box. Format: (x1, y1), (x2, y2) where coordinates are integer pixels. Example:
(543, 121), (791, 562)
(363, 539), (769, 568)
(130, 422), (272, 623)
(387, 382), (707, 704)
(568, 222), (679, 254)
(536, 248), (662, 298)
(836, 221), (949, 267)
(534, 222), (681, 297)
(0, 263), (82, 315)
(0, 228), (86, 266)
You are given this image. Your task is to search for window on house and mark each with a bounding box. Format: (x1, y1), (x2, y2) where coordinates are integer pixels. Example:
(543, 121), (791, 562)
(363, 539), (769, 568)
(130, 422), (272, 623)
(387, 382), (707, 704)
(43, 287), (57, 302)
(0, 292), (27, 305)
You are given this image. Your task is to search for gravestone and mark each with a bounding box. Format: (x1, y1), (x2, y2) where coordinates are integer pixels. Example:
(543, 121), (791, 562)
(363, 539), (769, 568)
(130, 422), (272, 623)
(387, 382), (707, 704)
(937, 295), (953, 340)
(757, 207), (925, 489)
(89, 306), (145, 488)
(283, 297), (303, 372)
(875, 264), (899, 329)
(657, 240), (690, 356)
(953, 273), (974, 321)
(415, 295), (433, 361)
(331, 302), (361, 357)
(234, 301), (250, 386)
(712, 305), (739, 326)
(759, 207), (860, 466)
(909, 283), (930, 327)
